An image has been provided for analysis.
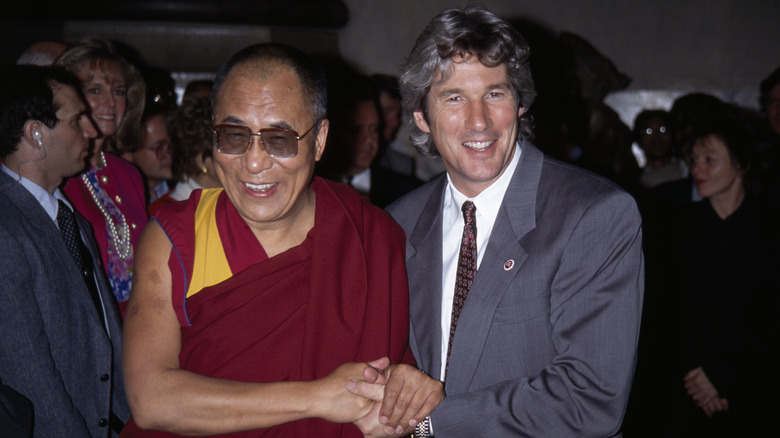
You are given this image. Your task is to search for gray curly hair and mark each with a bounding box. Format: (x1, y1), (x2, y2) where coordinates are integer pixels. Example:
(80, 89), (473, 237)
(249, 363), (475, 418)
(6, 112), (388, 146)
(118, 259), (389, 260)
(399, 6), (536, 158)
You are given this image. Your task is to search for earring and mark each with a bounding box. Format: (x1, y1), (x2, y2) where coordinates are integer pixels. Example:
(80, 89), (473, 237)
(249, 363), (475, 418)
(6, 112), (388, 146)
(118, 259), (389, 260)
(201, 166), (209, 175)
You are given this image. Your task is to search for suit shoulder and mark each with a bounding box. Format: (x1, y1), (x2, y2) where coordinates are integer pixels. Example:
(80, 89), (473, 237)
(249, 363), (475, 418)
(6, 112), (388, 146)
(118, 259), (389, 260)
(537, 157), (640, 220)
(543, 157), (635, 200)
(0, 185), (37, 228)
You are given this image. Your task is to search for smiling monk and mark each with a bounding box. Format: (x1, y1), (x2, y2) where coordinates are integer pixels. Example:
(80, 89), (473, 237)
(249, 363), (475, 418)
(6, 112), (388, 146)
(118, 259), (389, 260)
(119, 43), (439, 438)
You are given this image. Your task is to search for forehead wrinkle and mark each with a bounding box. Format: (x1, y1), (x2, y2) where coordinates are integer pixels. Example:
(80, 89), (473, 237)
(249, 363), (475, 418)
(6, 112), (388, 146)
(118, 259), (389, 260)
(218, 117), (295, 132)
(216, 64), (307, 134)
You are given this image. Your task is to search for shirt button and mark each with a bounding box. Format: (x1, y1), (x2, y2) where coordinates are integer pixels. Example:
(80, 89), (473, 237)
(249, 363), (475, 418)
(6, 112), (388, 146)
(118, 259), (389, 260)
(131, 223), (137, 230)
(100, 374), (109, 382)
(114, 195), (123, 204)
(100, 175), (109, 184)
(98, 418), (108, 427)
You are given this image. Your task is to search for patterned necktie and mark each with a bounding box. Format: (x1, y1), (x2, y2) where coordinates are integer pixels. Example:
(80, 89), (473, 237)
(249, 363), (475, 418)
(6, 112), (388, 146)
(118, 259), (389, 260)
(57, 200), (105, 328)
(445, 200), (477, 379)
(57, 200), (88, 273)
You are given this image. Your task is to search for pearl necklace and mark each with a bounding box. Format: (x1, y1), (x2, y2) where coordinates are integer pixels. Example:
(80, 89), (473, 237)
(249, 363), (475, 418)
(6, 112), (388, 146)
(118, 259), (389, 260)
(81, 152), (132, 260)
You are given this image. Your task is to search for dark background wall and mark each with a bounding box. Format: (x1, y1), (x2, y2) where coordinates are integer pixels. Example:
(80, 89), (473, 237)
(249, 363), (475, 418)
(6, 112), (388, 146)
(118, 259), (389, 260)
(3, 0), (779, 124)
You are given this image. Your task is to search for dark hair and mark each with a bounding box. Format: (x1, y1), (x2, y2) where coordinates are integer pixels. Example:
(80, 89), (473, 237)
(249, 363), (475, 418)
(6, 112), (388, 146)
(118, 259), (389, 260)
(183, 79), (214, 100)
(212, 42), (327, 135)
(632, 109), (670, 143)
(169, 94), (213, 180)
(759, 66), (780, 116)
(669, 92), (725, 154)
(688, 106), (753, 172)
(317, 74), (381, 178)
(0, 64), (83, 158)
(370, 73), (401, 101)
(141, 100), (171, 126)
(54, 37), (146, 154)
(399, 5), (536, 158)
(329, 75), (379, 126)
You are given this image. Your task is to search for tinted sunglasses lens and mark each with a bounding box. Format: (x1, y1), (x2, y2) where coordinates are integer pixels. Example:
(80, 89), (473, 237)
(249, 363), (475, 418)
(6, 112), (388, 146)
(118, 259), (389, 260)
(261, 131), (298, 158)
(216, 127), (250, 154)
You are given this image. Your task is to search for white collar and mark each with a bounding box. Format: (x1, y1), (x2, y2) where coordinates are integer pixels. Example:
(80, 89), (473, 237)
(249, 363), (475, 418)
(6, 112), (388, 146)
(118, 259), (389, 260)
(443, 141), (521, 230)
(1, 163), (71, 223)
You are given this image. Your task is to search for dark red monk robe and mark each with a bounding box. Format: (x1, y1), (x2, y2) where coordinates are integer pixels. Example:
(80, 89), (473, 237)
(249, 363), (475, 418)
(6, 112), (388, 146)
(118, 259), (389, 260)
(121, 178), (414, 437)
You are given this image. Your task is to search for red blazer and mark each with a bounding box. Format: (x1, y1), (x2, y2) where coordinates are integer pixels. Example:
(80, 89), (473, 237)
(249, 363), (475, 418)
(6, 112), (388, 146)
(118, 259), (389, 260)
(63, 153), (149, 280)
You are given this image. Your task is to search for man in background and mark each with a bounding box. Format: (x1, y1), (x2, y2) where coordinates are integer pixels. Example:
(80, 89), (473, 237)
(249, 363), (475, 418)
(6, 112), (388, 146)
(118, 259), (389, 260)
(0, 64), (129, 437)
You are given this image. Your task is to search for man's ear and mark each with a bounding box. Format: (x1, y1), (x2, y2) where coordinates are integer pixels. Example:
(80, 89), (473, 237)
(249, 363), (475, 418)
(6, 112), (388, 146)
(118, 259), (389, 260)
(120, 151), (134, 163)
(413, 111), (430, 134)
(23, 120), (44, 149)
(313, 119), (329, 161)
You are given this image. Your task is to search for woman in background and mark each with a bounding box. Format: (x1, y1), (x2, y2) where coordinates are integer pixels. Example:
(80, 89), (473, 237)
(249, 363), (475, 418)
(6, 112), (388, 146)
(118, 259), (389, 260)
(666, 107), (779, 437)
(55, 37), (149, 315)
(148, 94), (220, 215)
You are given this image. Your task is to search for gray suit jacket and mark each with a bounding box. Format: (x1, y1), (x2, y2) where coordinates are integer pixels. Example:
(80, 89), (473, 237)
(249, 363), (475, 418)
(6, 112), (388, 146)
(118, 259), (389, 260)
(0, 170), (130, 437)
(387, 141), (644, 437)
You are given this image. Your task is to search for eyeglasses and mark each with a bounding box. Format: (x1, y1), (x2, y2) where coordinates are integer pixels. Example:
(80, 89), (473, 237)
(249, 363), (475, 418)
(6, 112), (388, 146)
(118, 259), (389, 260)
(212, 123), (317, 158)
(642, 126), (668, 136)
(145, 143), (172, 160)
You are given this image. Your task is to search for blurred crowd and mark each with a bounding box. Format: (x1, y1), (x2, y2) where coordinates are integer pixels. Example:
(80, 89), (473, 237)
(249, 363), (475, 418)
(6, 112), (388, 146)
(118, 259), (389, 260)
(5, 31), (780, 437)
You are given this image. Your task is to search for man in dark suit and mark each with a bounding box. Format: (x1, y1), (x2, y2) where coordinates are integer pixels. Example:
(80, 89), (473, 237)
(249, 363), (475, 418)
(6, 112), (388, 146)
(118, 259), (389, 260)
(349, 6), (644, 437)
(317, 73), (422, 208)
(0, 64), (130, 437)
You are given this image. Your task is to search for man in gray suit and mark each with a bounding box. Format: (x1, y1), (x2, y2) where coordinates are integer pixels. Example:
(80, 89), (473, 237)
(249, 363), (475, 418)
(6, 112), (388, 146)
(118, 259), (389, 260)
(350, 6), (644, 437)
(0, 64), (130, 437)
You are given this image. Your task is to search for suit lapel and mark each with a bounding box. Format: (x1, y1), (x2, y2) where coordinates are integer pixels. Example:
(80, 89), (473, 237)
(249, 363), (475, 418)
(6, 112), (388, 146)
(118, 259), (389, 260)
(444, 141), (543, 393)
(0, 172), (108, 331)
(406, 177), (447, 379)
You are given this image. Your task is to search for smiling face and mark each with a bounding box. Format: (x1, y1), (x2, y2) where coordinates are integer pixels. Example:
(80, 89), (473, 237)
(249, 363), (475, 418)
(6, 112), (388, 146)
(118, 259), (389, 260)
(414, 56), (523, 197)
(212, 64), (328, 233)
(690, 135), (744, 200)
(76, 61), (127, 137)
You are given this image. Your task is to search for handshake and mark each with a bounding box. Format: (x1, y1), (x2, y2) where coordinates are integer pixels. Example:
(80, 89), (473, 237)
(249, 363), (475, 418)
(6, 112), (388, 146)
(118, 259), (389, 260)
(324, 357), (444, 437)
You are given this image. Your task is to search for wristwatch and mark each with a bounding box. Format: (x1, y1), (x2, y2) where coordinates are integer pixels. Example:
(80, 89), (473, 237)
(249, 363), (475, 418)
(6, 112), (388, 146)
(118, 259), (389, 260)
(413, 416), (432, 437)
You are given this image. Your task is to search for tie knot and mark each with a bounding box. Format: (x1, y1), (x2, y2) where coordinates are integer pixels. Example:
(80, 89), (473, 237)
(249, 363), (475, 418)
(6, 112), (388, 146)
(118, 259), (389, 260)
(461, 200), (476, 224)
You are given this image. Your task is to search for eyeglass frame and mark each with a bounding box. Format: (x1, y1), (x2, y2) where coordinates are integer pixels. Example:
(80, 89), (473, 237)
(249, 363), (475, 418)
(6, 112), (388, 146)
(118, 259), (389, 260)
(143, 142), (173, 160)
(212, 121), (319, 158)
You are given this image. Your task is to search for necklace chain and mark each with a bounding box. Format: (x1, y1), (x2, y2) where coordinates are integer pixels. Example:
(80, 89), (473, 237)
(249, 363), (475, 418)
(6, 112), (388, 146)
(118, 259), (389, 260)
(81, 152), (132, 260)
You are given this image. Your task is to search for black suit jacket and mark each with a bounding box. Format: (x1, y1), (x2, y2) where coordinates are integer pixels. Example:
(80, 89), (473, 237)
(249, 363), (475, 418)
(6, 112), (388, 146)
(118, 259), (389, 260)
(369, 165), (423, 208)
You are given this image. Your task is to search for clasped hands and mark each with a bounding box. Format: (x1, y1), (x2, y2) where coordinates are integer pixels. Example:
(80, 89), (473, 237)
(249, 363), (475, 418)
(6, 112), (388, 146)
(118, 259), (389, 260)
(684, 366), (728, 417)
(344, 357), (444, 437)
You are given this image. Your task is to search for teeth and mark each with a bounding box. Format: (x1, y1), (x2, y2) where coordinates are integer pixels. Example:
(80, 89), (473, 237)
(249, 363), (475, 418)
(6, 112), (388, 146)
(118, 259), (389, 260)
(463, 141), (492, 151)
(245, 182), (274, 191)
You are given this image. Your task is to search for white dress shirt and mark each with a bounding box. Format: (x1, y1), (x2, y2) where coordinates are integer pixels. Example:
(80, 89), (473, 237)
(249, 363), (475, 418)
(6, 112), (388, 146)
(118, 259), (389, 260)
(348, 167), (372, 195)
(439, 142), (521, 378)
